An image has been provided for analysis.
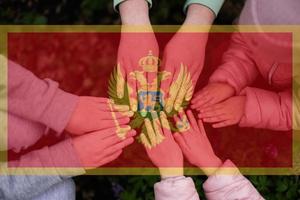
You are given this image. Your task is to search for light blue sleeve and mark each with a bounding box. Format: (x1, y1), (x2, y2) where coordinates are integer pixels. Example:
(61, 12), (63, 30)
(113, 0), (152, 12)
(184, 0), (225, 16)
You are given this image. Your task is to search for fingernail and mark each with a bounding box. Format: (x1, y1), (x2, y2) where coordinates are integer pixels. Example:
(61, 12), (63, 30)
(130, 130), (137, 136)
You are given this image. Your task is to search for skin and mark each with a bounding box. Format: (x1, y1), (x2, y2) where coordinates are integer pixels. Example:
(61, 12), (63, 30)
(118, 0), (159, 113)
(118, 1), (216, 114)
(191, 82), (235, 111)
(65, 96), (132, 135)
(198, 96), (246, 128)
(161, 4), (215, 113)
(72, 127), (136, 168)
(173, 110), (222, 176)
(140, 111), (184, 177)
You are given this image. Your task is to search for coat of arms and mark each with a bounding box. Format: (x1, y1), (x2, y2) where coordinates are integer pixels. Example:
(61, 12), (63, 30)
(108, 51), (193, 146)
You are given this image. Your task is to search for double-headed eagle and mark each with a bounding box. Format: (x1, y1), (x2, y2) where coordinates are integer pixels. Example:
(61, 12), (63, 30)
(108, 51), (193, 147)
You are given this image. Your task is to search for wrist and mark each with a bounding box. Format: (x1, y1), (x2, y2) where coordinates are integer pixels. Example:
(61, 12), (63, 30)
(197, 155), (222, 176)
(119, 0), (151, 25)
(184, 4), (214, 25)
(159, 167), (184, 179)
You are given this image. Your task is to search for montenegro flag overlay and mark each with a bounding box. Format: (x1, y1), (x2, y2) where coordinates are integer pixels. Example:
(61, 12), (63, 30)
(0, 25), (299, 175)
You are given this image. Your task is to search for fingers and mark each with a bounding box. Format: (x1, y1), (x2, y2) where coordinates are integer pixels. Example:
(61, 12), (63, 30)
(173, 132), (189, 152)
(198, 110), (225, 119)
(81, 96), (112, 104)
(94, 111), (132, 120)
(191, 89), (208, 105)
(186, 110), (198, 131)
(191, 94), (214, 110)
(150, 111), (165, 144)
(212, 120), (235, 128)
(174, 109), (190, 133)
(92, 117), (130, 131)
(87, 125), (131, 140)
(140, 132), (152, 149)
(174, 66), (189, 111)
(197, 119), (207, 138)
(198, 104), (223, 114)
(163, 63), (182, 113)
(144, 118), (157, 146)
(98, 150), (123, 166)
(102, 129), (136, 150)
(197, 103), (224, 118)
(142, 116), (165, 149)
(202, 115), (228, 123)
(102, 137), (135, 157)
(159, 111), (172, 137)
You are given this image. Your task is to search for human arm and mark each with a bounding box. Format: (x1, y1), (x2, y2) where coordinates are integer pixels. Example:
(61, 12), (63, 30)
(191, 33), (259, 110)
(140, 111), (200, 200)
(0, 126), (136, 200)
(160, 4), (216, 113)
(173, 110), (264, 199)
(8, 60), (132, 135)
(115, 0), (159, 115)
(197, 88), (292, 130)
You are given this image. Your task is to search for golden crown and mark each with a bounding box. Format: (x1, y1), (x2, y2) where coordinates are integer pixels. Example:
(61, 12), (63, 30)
(138, 50), (160, 72)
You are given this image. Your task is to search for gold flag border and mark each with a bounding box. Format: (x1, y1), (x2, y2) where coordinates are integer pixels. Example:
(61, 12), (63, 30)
(0, 25), (299, 175)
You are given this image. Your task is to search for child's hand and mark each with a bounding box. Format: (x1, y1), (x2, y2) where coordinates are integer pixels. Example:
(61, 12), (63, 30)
(191, 83), (235, 111)
(72, 126), (136, 168)
(117, 27), (159, 113)
(173, 110), (222, 176)
(140, 111), (183, 177)
(198, 96), (246, 128)
(160, 30), (206, 113)
(66, 97), (133, 135)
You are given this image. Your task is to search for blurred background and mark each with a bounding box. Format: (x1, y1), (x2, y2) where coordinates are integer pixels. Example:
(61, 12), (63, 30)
(2, 0), (300, 199)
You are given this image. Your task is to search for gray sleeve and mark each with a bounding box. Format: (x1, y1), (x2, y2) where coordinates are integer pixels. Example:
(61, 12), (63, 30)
(0, 139), (85, 200)
(0, 175), (63, 200)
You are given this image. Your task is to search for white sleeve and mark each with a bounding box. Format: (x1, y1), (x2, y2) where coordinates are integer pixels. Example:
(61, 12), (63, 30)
(203, 160), (264, 200)
(154, 176), (200, 200)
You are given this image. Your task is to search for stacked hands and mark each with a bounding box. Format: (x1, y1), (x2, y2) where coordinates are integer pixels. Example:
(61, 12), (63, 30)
(65, 1), (246, 173)
(65, 34), (247, 176)
(191, 83), (246, 128)
(65, 95), (223, 178)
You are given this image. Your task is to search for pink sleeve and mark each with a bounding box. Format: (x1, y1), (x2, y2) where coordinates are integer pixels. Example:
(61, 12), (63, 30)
(239, 87), (292, 131)
(8, 60), (79, 133)
(203, 160), (264, 200)
(154, 176), (200, 200)
(209, 33), (259, 94)
(12, 138), (85, 176)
